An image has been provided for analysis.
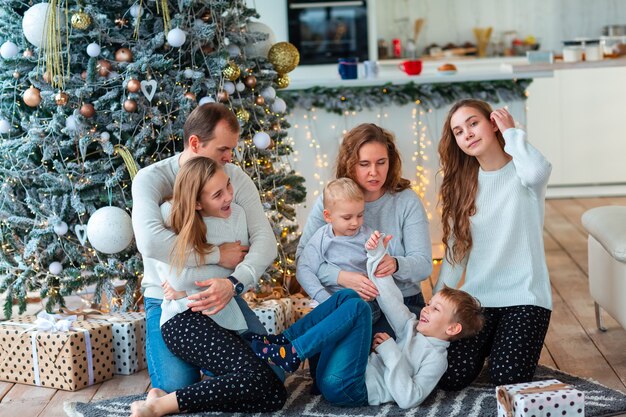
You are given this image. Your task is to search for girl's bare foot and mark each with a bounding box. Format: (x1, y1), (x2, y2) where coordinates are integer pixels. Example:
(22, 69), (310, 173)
(130, 400), (155, 417)
(130, 388), (178, 417)
(147, 388), (167, 402)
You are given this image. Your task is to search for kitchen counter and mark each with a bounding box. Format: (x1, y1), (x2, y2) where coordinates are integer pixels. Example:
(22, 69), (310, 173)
(287, 56), (626, 90)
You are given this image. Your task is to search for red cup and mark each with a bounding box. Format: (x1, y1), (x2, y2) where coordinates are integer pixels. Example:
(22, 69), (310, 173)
(398, 60), (422, 75)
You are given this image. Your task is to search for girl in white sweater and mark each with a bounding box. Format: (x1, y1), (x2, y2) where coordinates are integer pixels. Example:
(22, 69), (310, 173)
(434, 100), (553, 390)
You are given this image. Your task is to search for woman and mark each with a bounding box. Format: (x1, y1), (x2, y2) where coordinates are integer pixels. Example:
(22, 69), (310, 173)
(130, 157), (286, 416)
(434, 99), (552, 390)
(297, 123), (432, 329)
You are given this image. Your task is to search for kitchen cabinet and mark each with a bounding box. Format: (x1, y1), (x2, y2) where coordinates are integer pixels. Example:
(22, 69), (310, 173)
(526, 65), (626, 193)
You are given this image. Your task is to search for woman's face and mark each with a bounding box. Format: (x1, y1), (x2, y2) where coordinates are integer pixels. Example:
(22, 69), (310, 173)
(195, 168), (234, 218)
(450, 106), (499, 158)
(353, 141), (389, 200)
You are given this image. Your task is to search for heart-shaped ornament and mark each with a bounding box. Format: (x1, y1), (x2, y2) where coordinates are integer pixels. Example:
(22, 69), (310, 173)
(74, 225), (88, 245)
(140, 79), (158, 102)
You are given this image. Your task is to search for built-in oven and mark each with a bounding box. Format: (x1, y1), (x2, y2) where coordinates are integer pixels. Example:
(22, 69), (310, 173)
(287, 0), (369, 65)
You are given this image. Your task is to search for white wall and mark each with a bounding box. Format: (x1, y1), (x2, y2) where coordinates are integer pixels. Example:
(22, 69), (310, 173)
(374, 0), (626, 55)
(245, 0), (288, 42)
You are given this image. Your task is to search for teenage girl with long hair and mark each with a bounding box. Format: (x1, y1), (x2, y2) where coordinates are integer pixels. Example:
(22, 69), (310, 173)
(131, 157), (286, 417)
(434, 99), (552, 390)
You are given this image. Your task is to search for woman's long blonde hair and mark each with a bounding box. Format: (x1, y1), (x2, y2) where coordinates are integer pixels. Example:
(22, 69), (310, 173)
(169, 157), (221, 273)
(336, 123), (411, 193)
(438, 99), (505, 264)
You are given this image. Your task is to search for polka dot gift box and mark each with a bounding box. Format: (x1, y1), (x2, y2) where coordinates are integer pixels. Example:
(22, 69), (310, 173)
(0, 312), (114, 391)
(496, 379), (584, 417)
(250, 298), (294, 335)
(84, 312), (147, 375)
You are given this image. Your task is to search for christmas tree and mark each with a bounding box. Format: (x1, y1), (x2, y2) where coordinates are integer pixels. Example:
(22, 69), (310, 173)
(0, 0), (305, 318)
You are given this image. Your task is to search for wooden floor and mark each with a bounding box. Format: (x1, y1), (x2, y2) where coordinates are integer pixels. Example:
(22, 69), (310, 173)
(1, 197), (625, 416)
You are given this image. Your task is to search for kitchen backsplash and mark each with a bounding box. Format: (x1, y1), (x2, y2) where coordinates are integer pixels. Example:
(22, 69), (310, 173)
(375, 0), (626, 55)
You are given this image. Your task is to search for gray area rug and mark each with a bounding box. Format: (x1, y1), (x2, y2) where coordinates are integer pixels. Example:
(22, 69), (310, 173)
(64, 365), (626, 417)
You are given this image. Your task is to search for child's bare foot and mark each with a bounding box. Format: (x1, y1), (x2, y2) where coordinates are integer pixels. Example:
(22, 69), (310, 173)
(147, 388), (167, 402)
(130, 388), (178, 417)
(130, 400), (154, 417)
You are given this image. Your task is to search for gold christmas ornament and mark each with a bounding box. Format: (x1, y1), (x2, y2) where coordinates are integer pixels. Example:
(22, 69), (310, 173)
(80, 103), (95, 118)
(115, 47), (134, 62)
(268, 42), (300, 74)
(255, 95), (265, 106)
(23, 86), (41, 107)
(222, 62), (241, 81)
(71, 10), (92, 30)
(201, 10), (211, 22)
(244, 75), (257, 88)
(126, 79), (141, 93)
(236, 108), (250, 123)
(217, 90), (229, 102)
(123, 98), (138, 112)
(55, 91), (69, 106)
(184, 92), (197, 101)
(275, 73), (290, 89)
(97, 60), (112, 77)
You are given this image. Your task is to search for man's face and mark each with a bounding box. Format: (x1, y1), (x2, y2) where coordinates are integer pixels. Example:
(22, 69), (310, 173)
(195, 120), (239, 165)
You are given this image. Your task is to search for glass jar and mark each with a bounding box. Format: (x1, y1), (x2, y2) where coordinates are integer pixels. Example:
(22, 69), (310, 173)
(585, 39), (603, 61)
(563, 40), (583, 62)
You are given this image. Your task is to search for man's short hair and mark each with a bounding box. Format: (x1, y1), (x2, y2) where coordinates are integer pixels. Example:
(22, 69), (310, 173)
(182, 103), (239, 148)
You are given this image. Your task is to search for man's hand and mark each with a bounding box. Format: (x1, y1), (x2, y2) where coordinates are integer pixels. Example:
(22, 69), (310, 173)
(372, 332), (391, 350)
(337, 271), (378, 301)
(187, 278), (234, 315)
(162, 281), (187, 300)
(218, 241), (249, 269)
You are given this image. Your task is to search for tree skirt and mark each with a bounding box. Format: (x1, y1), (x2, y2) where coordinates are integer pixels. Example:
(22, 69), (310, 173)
(64, 365), (626, 417)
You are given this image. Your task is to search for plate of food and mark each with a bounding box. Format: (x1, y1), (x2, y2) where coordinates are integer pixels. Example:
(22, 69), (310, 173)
(437, 63), (457, 75)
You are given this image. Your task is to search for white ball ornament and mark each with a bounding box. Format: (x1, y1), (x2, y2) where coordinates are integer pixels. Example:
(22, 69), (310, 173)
(253, 131), (271, 150)
(49, 261), (63, 275)
(87, 206), (134, 254)
(260, 86), (276, 101)
(0, 119), (10, 134)
(129, 4), (143, 18)
(167, 28), (186, 47)
(23, 3), (63, 48)
(245, 22), (276, 58)
(199, 96), (215, 105)
(227, 44), (241, 58)
(271, 97), (287, 114)
(0, 41), (19, 59)
(86, 43), (101, 57)
(183, 68), (194, 78)
(223, 81), (236, 95)
(235, 81), (245, 92)
(100, 131), (110, 141)
(53, 221), (69, 236)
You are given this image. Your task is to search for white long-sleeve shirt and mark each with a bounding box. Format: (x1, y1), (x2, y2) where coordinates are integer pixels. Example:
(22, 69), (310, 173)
(434, 128), (552, 311)
(152, 202), (248, 331)
(132, 154), (277, 300)
(364, 239), (449, 408)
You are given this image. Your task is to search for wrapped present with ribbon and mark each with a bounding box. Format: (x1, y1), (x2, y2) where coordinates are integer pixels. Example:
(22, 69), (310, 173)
(0, 312), (114, 391)
(244, 291), (294, 335)
(77, 311), (147, 375)
(289, 293), (317, 323)
(496, 379), (584, 417)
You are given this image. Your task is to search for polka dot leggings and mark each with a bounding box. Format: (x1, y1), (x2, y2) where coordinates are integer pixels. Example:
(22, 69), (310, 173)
(438, 305), (551, 391)
(161, 309), (287, 413)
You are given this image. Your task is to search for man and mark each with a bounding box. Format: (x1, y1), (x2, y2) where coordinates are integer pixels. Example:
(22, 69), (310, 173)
(132, 103), (278, 392)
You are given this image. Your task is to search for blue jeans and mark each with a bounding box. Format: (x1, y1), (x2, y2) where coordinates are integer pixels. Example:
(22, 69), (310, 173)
(145, 296), (284, 393)
(285, 289), (371, 407)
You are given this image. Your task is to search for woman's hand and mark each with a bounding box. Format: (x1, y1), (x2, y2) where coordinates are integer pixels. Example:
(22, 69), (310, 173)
(490, 108), (515, 133)
(372, 332), (391, 350)
(337, 271), (378, 301)
(162, 281), (187, 301)
(374, 254), (397, 277)
(218, 241), (249, 269)
(187, 278), (234, 315)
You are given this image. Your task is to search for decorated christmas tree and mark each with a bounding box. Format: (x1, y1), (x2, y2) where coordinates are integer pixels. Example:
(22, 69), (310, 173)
(0, 0), (305, 317)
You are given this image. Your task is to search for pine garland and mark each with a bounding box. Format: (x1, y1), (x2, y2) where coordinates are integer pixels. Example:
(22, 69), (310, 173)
(280, 79), (532, 114)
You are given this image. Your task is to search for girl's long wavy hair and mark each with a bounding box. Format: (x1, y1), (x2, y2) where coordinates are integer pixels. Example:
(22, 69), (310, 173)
(336, 123), (410, 193)
(438, 99), (505, 264)
(169, 157), (221, 273)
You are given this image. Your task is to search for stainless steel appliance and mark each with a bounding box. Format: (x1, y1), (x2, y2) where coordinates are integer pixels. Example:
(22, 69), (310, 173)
(287, 0), (369, 65)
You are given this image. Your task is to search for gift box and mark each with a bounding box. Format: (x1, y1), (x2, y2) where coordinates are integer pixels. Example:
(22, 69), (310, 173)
(250, 298), (293, 334)
(496, 379), (584, 417)
(293, 306), (313, 321)
(86, 312), (146, 375)
(289, 294), (316, 323)
(0, 312), (114, 391)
